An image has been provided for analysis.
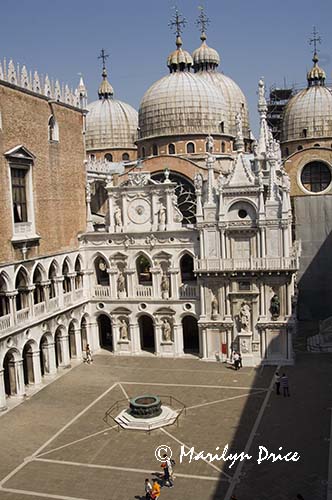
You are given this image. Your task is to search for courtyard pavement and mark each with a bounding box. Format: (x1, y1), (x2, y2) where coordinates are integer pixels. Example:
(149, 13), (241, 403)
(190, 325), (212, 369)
(0, 352), (330, 500)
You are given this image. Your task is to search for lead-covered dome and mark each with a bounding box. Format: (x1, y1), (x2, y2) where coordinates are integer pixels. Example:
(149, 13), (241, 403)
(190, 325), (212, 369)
(86, 68), (138, 151)
(139, 71), (227, 139)
(193, 33), (250, 138)
(282, 54), (332, 142)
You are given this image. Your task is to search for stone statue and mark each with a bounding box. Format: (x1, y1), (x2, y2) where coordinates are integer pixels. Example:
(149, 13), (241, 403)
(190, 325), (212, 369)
(162, 319), (172, 342)
(194, 172), (203, 191)
(164, 168), (170, 183)
(117, 272), (126, 293)
(119, 318), (128, 340)
(282, 170), (291, 192)
(158, 205), (166, 225)
(206, 135), (214, 154)
(258, 78), (265, 104)
(270, 294), (280, 319)
(161, 274), (169, 296)
(172, 193), (183, 223)
(235, 112), (243, 138)
(239, 301), (251, 332)
(114, 207), (122, 227)
(211, 294), (219, 318)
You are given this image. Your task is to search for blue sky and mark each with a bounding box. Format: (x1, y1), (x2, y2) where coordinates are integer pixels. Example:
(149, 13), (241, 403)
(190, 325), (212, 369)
(1, 0), (331, 134)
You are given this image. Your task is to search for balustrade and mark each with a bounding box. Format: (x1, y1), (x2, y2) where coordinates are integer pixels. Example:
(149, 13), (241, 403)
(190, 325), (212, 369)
(195, 257), (299, 272)
(94, 286), (112, 298)
(179, 284), (199, 299)
(16, 307), (29, 324)
(136, 285), (153, 298)
(34, 301), (46, 317)
(0, 314), (11, 331)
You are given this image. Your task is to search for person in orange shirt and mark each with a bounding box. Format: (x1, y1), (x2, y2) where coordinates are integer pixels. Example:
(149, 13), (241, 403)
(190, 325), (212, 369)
(151, 480), (161, 499)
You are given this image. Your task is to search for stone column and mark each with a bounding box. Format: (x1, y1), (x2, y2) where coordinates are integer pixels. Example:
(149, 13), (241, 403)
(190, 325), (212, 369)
(125, 270), (135, 298)
(199, 281), (206, 317)
(130, 322), (140, 354)
(173, 322), (183, 356)
(260, 329), (266, 360)
(224, 282), (232, 320)
(121, 194), (128, 232)
(87, 320), (99, 352)
(151, 268), (160, 299)
(54, 277), (64, 308)
(220, 228), (226, 259)
(0, 370), (7, 410)
(165, 188), (172, 231)
(168, 268), (179, 299)
(108, 269), (118, 299)
(86, 180), (94, 232)
(9, 359), (25, 397)
(42, 341), (57, 376)
(201, 327), (208, 359)
(259, 282), (266, 317)
(261, 227), (266, 258)
(154, 323), (161, 355)
(59, 335), (71, 368)
(151, 192), (158, 231)
(74, 328), (83, 359)
(282, 224), (290, 257)
(27, 285), (35, 318)
(31, 350), (42, 385)
(7, 291), (17, 327)
(108, 191), (114, 233)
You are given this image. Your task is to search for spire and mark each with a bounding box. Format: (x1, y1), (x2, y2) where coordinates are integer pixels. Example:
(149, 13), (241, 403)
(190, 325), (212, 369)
(257, 78), (270, 156)
(76, 74), (87, 109)
(167, 8), (192, 72)
(192, 6), (220, 72)
(234, 112), (244, 152)
(97, 48), (114, 99)
(307, 27), (326, 86)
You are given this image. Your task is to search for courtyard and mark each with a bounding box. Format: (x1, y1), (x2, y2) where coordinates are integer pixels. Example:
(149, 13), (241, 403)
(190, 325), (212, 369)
(0, 352), (330, 500)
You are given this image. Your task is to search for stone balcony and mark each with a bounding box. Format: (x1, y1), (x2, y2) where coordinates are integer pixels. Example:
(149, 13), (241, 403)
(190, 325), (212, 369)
(0, 287), (86, 336)
(93, 284), (199, 301)
(195, 256), (299, 273)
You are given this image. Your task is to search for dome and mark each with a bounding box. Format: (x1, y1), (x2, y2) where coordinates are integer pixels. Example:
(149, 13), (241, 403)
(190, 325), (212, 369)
(167, 36), (193, 73)
(138, 71), (227, 139)
(192, 35), (250, 138)
(282, 55), (332, 142)
(192, 34), (220, 69)
(85, 67), (138, 151)
(86, 98), (138, 150)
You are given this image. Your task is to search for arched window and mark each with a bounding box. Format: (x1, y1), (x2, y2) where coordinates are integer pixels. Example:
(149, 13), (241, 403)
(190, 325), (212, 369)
(180, 254), (196, 283)
(221, 141), (226, 153)
(33, 267), (44, 304)
(285, 147), (289, 157)
(186, 142), (195, 154)
(301, 161), (332, 193)
(48, 115), (59, 142)
(122, 152), (130, 161)
(62, 260), (71, 293)
(141, 147), (146, 158)
(0, 275), (10, 317)
(220, 121), (225, 133)
(15, 269), (29, 311)
(297, 145), (303, 151)
(152, 144), (158, 156)
(90, 154), (96, 160)
(136, 255), (152, 285)
(95, 257), (109, 286)
(48, 261), (57, 299)
(74, 257), (83, 289)
(168, 143), (175, 155)
(105, 153), (113, 161)
(302, 129), (308, 138)
(314, 143), (320, 148)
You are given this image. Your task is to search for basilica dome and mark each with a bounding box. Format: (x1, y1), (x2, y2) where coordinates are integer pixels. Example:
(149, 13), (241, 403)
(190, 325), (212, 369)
(138, 36), (227, 140)
(86, 69), (138, 151)
(282, 54), (332, 142)
(193, 33), (250, 138)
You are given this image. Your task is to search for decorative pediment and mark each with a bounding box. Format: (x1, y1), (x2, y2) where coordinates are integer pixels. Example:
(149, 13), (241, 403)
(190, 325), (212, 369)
(111, 306), (132, 315)
(153, 251), (173, 261)
(110, 252), (128, 262)
(5, 145), (35, 161)
(154, 307), (176, 316)
(226, 154), (255, 188)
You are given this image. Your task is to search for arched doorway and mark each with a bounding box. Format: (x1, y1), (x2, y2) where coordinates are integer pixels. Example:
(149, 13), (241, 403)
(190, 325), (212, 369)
(3, 350), (20, 396)
(23, 342), (34, 385)
(81, 316), (88, 352)
(68, 321), (77, 358)
(182, 316), (199, 355)
(54, 329), (63, 367)
(98, 314), (113, 351)
(139, 315), (155, 352)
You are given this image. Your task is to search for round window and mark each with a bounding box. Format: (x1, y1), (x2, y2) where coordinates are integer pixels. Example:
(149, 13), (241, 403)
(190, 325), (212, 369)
(301, 161), (331, 193)
(238, 209), (247, 219)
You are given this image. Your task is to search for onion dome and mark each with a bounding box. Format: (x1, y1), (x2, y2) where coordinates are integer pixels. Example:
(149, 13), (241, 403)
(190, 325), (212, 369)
(282, 54), (332, 142)
(307, 52), (326, 86)
(167, 35), (193, 73)
(192, 32), (220, 70)
(138, 71), (227, 139)
(192, 33), (250, 138)
(86, 66), (138, 151)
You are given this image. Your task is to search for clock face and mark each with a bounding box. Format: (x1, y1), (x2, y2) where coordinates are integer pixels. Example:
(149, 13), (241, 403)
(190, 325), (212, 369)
(128, 198), (151, 224)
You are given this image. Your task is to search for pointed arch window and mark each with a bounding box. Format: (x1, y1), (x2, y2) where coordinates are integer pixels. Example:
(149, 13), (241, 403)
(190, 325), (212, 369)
(221, 141), (226, 153)
(62, 261), (71, 293)
(95, 257), (109, 286)
(136, 255), (152, 285)
(180, 254), (196, 283)
(122, 152), (130, 161)
(0, 275), (10, 317)
(48, 262), (57, 299)
(48, 115), (59, 142)
(74, 257), (83, 289)
(15, 269), (29, 311)
(33, 267), (45, 304)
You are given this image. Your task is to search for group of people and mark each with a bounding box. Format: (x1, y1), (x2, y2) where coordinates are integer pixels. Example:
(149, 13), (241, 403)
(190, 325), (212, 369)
(232, 351), (242, 370)
(144, 453), (175, 499)
(274, 371), (290, 397)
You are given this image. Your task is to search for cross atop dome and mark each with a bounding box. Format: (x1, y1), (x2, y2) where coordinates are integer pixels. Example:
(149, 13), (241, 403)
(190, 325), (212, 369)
(168, 7), (187, 48)
(97, 48), (114, 99)
(307, 28), (326, 86)
(196, 6), (210, 42)
(309, 26), (321, 57)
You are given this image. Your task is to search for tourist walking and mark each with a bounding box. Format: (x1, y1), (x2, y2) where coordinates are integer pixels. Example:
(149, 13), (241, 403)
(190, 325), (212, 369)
(274, 371), (281, 395)
(238, 352), (242, 369)
(151, 480), (161, 499)
(281, 373), (290, 397)
(85, 344), (93, 364)
(233, 352), (240, 370)
(144, 478), (152, 499)
(161, 453), (174, 487)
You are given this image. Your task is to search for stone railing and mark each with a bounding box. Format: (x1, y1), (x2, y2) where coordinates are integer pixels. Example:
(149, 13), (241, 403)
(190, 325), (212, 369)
(94, 286), (112, 298)
(48, 296), (59, 312)
(136, 285), (153, 298)
(0, 314), (11, 331)
(34, 301), (46, 317)
(16, 307), (30, 324)
(179, 284), (199, 299)
(195, 257), (299, 273)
